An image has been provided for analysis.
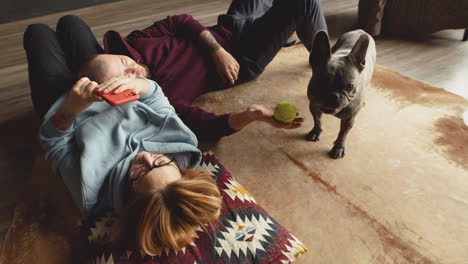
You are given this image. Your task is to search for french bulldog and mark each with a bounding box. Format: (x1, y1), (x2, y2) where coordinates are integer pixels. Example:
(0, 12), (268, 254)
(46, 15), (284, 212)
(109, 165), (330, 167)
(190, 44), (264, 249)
(306, 29), (376, 159)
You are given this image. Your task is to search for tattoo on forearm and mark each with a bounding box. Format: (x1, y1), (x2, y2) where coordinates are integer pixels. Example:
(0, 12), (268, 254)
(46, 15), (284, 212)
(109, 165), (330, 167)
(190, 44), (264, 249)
(200, 31), (221, 52)
(51, 112), (75, 131)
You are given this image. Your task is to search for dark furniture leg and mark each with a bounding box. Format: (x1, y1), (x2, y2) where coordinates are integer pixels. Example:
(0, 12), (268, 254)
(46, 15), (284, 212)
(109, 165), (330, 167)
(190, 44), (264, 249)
(463, 28), (468, 41)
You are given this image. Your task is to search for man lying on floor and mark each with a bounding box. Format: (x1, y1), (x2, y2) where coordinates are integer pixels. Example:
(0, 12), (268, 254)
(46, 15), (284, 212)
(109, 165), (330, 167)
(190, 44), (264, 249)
(25, 0), (328, 141)
(22, 0), (327, 256)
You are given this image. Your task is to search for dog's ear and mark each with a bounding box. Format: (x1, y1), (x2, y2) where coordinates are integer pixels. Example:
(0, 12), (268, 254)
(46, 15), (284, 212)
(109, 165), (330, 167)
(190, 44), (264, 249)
(309, 30), (331, 68)
(348, 34), (369, 72)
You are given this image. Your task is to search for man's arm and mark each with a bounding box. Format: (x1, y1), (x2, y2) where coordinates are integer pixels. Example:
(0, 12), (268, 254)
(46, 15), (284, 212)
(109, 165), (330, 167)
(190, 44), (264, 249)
(172, 102), (304, 141)
(171, 101), (236, 141)
(199, 30), (240, 85)
(123, 15), (239, 85)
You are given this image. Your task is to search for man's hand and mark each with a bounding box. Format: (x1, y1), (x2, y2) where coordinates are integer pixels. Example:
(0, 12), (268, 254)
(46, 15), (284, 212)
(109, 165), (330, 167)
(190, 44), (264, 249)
(199, 30), (240, 85)
(95, 76), (150, 96)
(228, 104), (304, 131)
(248, 104), (303, 129)
(212, 48), (240, 85)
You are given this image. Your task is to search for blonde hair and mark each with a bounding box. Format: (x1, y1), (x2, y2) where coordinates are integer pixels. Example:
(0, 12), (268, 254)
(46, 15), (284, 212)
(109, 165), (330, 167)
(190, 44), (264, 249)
(116, 169), (222, 256)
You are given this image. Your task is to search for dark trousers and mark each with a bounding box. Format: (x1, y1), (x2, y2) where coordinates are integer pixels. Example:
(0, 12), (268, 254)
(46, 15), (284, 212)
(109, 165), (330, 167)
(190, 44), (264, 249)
(23, 15), (103, 118)
(24, 0), (326, 117)
(218, 0), (327, 83)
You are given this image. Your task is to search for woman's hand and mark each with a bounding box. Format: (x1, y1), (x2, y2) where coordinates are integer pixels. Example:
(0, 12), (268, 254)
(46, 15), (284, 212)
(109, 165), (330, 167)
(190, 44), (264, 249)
(212, 48), (240, 85)
(95, 76), (150, 96)
(51, 77), (101, 131)
(64, 77), (102, 114)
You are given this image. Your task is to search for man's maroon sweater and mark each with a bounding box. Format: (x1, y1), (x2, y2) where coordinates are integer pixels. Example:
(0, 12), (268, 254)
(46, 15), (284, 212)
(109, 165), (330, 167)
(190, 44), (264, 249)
(103, 14), (238, 141)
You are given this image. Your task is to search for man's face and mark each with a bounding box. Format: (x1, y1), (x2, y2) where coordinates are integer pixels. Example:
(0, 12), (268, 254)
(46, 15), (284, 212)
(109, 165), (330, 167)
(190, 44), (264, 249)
(95, 54), (150, 82)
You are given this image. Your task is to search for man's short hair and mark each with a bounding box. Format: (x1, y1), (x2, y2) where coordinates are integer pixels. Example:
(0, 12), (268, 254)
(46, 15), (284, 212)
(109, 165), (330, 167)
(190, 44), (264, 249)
(78, 55), (110, 83)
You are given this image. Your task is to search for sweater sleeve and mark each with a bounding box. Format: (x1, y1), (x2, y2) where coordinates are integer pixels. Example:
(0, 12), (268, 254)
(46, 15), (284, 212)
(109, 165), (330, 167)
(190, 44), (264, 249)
(38, 119), (91, 215)
(136, 79), (235, 141)
(136, 78), (234, 141)
(127, 14), (207, 41)
(138, 79), (177, 116)
(171, 101), (238, 141)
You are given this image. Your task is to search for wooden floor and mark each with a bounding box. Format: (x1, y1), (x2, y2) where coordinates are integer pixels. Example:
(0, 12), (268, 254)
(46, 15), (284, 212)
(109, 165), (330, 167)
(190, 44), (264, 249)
(0, 0), (467, 254)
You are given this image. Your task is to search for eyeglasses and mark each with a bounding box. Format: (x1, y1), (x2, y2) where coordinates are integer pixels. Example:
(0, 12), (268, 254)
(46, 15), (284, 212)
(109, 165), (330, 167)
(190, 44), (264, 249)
(129, 155), (177, 186)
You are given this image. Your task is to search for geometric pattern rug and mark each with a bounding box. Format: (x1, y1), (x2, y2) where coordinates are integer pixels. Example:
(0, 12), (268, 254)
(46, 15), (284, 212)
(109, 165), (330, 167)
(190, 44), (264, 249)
(85, 153), (307, 264)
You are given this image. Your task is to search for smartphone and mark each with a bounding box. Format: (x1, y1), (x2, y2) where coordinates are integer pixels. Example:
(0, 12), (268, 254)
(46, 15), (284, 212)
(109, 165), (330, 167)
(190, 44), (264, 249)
(98, 89), (140, 106)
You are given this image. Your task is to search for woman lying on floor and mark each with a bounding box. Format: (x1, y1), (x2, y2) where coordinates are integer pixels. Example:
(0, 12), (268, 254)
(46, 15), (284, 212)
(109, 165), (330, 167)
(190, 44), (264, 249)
(23, 20), (221, 257)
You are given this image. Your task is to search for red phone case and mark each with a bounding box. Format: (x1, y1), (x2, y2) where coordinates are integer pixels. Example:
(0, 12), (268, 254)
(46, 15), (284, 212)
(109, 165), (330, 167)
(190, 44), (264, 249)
(98, 89), (140, 106)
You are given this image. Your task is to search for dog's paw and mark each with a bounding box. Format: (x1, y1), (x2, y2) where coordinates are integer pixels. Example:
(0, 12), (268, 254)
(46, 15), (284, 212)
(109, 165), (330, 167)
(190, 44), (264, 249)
(306, 129), (321, 142)
(329, 145), (345, 159)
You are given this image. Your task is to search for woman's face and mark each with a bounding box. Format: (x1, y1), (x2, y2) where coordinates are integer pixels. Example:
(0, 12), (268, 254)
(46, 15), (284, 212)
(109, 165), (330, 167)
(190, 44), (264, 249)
(129, 152), (182, 194)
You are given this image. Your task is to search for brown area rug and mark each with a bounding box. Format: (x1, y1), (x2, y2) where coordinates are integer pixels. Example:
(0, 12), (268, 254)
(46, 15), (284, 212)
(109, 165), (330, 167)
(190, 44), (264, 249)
(1, 46), (467, 264)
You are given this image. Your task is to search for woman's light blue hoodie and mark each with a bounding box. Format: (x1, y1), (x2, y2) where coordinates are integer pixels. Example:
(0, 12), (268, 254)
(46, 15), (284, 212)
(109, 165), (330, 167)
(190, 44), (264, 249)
(39, 79), (201, 216)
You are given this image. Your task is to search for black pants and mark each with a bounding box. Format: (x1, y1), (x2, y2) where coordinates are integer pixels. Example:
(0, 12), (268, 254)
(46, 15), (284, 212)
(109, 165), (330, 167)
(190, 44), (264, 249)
(23, 15), (103, 118)
(218, 0), (327, 83)
(24, 0), (326, 117)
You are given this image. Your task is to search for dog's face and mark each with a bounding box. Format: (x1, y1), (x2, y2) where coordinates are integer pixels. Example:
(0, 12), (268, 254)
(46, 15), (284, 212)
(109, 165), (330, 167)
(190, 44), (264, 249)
(308, 31), (369, 115)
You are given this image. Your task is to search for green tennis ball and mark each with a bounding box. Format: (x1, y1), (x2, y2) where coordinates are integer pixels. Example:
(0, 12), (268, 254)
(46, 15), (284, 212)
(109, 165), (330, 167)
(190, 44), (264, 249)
(274, 101), (297, 123)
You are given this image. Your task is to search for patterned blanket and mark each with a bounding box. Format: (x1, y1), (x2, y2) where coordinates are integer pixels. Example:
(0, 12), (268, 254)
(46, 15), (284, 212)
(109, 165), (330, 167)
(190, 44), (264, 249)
(85, 153), (307, 264)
